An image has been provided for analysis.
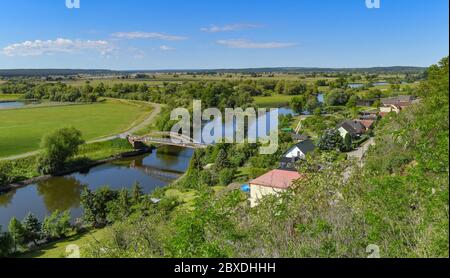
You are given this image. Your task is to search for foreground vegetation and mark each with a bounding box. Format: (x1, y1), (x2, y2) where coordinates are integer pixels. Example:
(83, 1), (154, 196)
(15, 58), (444, 259)
(0, 60), (446, 258)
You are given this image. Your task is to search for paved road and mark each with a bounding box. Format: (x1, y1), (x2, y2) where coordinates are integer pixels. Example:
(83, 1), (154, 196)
(343, 137), (375, 182)
(0, 102), (162, 161)
(347, 137), (375, 162)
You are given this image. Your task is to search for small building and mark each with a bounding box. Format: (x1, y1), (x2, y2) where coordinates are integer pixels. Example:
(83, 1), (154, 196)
(359, 110), (379, 121)
(356, 99), (376, 107)
(338, 120), (367, 139)
(279, 139), (316, 170)
(380, 95), (417, 116)
(358, 119), (375, 130)
(380, 104), (401, 116)
(381, 95), (416, 108)
(249, 169), (303, 207)
(291, 133), (309, 142)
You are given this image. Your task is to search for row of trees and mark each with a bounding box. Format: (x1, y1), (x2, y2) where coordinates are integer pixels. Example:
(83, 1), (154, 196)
(1, 211), (73, 257)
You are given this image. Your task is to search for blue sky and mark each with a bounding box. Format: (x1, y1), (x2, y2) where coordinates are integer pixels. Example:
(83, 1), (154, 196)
(0, 0), (448, 69)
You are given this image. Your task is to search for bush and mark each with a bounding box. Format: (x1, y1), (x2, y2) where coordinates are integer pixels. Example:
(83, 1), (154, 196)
(0, 162), (13, 186)
(219, 168), (236, 186)
(158, 196), (181, 212)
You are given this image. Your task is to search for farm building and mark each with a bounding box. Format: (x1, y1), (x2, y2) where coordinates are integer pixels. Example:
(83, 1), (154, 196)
(249, 169), (303, 207)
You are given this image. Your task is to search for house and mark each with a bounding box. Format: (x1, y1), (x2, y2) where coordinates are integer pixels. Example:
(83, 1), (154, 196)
(291, 133), (309, 142)
(338, 120), (367, 139)
(356, 99), (376, 107)
(279, 139), (316, 170)
(249, 169), (303, 207)
(380, 104), (401, 116)
(359, 110), (379, 121)
(358, 119), (375, 130)
(381, 95), (416, 108)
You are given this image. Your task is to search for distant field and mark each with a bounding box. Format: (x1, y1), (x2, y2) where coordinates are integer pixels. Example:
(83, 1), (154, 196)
(254, 94), (295, 107)
(62, 79), (173, 87)
(60, 74), (339, 86)
(0, 100), (152, 157)
(0, 94), (22, 101)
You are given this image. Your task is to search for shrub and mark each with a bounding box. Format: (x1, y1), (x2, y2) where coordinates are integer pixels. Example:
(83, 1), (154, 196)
(219, 168), (236, 186)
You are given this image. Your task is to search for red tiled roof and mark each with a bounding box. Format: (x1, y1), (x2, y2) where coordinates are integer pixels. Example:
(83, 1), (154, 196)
(358, 120), (375, 129)
(250, 169), (303, 189)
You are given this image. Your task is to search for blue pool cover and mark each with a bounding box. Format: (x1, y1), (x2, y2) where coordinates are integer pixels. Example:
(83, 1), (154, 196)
(241, 184), (250, 192)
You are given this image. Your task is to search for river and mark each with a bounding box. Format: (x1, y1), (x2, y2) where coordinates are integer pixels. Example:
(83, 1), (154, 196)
(0, 146), (193, 229)
(0, 107), (296, 229)
(0, 101), (40, 109)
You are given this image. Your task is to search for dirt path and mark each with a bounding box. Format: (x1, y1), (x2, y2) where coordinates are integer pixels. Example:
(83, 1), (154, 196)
(0, 102), (162, 161)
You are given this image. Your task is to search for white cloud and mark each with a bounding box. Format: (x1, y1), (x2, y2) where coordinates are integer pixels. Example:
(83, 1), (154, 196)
(112, 32), (187, 41)
(201, 23), (261, 33)
(159, 45), (175, 51)
(2, 38), (113, 57)
(216, 39), (296, 49)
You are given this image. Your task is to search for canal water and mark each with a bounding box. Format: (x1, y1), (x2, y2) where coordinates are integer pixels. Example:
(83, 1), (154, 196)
(0, 146), (193, 229)
(0, 101), (40, 109)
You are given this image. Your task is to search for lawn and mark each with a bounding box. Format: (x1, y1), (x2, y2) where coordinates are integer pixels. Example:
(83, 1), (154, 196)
(254, 94), (294, 107)
(20, 229), (108, 258)
(0, 100), (152, 157)
(0, 94), (22, 101)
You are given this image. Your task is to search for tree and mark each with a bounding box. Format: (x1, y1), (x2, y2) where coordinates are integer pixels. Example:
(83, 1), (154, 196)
(290, 96), (306, 113)
(219, 168), (236, 186)
(318, 129), (344, 151)
(0, 227), (13, 258)
(37, 127), (85, 174)
(214, 149), (230, 171)
(325, 90), (349, 106)
(42, 210), (73, 240)
(372, 99), (381, 108)
(22, 213), (42, 245)
(341, 133), (353, 152)
(347, 95), (358, 108)
(8, 217), (26, 252)
(81, 187), (119, 228)
(305, 95), (320, 112)
(131, 182), (144, 204)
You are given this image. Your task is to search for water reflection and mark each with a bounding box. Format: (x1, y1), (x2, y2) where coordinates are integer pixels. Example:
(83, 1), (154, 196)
(0, 101), (40, 109)
(0, 191), (14, 207)
(36, 177), (86, 212)
(0, 146), (193, 229)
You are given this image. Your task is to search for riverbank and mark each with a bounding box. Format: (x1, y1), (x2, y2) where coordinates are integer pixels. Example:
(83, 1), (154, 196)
(0, 148), (152, 194)
(0, 139), (152, 193)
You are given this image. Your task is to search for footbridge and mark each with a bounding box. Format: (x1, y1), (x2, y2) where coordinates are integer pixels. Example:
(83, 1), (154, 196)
(128, 132), (210, 149)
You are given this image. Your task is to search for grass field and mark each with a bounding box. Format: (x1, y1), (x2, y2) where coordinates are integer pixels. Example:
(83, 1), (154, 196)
(254, 94), (295, 107)
(0, 100), (152, 157)
(0, 94), (22, 101)
(20, 229), (108, 258)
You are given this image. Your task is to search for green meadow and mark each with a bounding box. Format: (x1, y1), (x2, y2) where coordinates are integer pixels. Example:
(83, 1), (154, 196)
(0, 94), (22, 101)
(0, 100), (152, 157)
(254, 94), (295, 107)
